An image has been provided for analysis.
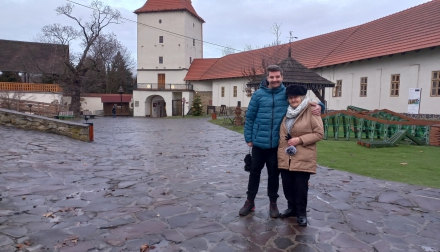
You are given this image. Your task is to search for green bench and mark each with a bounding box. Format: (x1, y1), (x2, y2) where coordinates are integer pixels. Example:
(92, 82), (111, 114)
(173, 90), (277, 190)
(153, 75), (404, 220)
(55, 111), (74, 119)
(358, 129), (422, 148)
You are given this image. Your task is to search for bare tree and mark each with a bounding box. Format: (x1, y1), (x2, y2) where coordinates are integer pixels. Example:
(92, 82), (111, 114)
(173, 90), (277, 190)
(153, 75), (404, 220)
(35, 1), (121, 116)
(270, 22), (282, 46)
(34, 24), (79, 46)
(222, 45), (236, 56)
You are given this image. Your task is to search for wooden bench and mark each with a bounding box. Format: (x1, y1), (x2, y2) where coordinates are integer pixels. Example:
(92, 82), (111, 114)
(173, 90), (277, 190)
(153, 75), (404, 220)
(82, 110), (96, 119)
(55, 111), (74, 119)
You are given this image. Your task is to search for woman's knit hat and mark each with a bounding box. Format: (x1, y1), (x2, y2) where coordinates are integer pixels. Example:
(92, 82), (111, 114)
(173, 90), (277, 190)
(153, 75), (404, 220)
(286, 85), (307, 96)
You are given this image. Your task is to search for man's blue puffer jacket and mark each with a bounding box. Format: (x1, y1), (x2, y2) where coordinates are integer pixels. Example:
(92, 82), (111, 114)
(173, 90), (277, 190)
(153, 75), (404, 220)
(244, 79), (288, 149)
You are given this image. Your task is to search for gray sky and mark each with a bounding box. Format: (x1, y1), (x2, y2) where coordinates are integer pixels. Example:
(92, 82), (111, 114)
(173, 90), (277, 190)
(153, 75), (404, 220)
(0, 0), (431, 62)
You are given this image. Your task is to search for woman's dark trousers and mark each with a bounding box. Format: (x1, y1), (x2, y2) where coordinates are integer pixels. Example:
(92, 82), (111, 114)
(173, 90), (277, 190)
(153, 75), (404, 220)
(280, 170), (310, 216)
(246, 146), (279, 202)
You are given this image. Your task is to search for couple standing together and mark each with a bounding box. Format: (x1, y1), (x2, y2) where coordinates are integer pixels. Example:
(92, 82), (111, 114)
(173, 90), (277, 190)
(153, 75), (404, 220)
(240, 65), (324, 227)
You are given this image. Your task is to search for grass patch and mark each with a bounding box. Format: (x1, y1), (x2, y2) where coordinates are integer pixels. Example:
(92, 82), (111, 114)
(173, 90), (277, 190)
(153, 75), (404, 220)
(209, 118), (244, 134)
(165, 115), (211, 119)
(208, 119), (440, 188)
(317, 140), (440, 188)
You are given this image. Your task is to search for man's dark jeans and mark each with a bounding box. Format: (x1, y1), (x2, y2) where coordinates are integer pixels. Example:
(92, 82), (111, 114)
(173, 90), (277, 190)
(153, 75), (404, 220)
(246, 146), (279, 202)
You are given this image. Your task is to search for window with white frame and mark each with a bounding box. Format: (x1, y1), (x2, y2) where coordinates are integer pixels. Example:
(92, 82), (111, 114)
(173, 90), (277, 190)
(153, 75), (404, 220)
(390, 74), (400, 97)
(159, 36), (163, 43)
(233, 86), (237, 97)
(221, 87), (225, 97)
(360, 77), (367, 97)
(333, 80), (342, 97)
(159, 56), (163, 64)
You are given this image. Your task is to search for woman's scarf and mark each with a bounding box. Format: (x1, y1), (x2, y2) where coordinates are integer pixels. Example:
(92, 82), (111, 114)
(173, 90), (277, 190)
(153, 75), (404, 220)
(285, 96), (310, 134)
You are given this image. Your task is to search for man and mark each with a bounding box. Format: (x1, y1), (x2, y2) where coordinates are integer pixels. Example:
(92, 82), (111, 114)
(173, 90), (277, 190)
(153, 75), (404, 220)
(112, 104), (116, 118)
(241, 65), (323, 218)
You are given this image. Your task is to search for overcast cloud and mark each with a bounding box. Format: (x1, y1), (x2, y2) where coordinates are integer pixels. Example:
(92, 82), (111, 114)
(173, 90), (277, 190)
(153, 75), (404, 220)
(0, 0), (430, 62)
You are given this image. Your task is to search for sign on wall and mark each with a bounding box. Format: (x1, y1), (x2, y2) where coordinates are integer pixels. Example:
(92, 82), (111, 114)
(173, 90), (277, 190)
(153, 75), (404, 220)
(407, 88), (422, 114)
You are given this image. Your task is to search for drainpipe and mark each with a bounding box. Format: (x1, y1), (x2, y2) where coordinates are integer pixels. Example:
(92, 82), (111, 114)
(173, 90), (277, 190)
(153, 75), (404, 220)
(377, 69), (382, 109)
(350, 73), (354, 105)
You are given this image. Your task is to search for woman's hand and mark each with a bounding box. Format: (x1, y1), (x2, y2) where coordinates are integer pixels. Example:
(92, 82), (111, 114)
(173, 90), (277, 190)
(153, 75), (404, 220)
(288, 137), (302, 146)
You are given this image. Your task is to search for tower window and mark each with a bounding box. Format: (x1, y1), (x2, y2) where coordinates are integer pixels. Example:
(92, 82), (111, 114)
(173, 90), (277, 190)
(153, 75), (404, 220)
(193, 39), (195, 46)
(190, 57), (192, 63)
(159, 19), (162, 24)
(159, 56), (163, 64)
(159, 36), (163, 43)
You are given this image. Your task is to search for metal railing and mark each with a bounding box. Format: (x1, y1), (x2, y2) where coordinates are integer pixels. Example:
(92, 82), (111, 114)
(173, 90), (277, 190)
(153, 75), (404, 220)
(0, 82), (63, 93)
(136, 83), (193, 91)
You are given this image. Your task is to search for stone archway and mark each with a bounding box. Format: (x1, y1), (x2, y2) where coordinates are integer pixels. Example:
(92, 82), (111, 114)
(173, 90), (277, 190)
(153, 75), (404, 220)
(145, 95), (166, 118)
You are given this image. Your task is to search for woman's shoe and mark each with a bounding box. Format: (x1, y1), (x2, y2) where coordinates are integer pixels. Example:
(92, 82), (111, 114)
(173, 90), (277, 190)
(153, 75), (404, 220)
(280, 208), (297, 218)
(297, 216), (307, 226)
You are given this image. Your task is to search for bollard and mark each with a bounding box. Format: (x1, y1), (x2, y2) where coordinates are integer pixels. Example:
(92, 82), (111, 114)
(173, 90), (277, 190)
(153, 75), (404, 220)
(87, 122), (94, 142)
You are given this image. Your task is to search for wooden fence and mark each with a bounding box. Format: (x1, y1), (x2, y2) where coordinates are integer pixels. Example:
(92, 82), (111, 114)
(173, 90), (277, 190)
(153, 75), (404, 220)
(0, 82), (63, 93)
(0, 98), (69, 117)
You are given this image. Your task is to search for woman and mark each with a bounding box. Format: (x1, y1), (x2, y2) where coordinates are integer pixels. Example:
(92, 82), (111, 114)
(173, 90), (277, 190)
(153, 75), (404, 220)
(277, 85), (324, 226)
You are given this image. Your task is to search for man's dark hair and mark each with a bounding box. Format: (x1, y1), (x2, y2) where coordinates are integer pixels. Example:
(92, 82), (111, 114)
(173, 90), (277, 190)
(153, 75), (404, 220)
(267, 65), (283, 76)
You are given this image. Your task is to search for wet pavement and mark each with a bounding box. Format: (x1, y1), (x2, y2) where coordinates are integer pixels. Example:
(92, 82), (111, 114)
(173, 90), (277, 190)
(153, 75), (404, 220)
(0, 117), (439, 252)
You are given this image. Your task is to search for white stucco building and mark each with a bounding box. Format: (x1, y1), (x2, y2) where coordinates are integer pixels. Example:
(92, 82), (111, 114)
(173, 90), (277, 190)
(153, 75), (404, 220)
(133, 0), (207, 117)
(134, 0), (440, 117)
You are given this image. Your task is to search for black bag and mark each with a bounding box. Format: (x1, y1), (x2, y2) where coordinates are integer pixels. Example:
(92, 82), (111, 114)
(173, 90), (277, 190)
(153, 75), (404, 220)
(244, 147), (252, 172)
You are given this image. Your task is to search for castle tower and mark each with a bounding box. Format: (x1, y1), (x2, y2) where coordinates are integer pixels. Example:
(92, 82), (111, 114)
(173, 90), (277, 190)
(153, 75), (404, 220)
(133, 0), (204, 117)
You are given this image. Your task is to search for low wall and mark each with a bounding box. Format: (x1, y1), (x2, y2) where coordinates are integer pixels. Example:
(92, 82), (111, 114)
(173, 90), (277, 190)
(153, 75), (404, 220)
(0, 108), (90, 142)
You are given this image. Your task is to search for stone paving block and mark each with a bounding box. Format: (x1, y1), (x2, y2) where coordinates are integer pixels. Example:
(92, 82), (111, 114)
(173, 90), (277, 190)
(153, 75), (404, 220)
(288, 244), (318, 252)
(110, 220), (167, 239)
(179, 220), (224, 238)
(167, 212), (199, 228)
(0, 226), (27, 238)
(180, 237), (208, 252)
(154, 205), (189, 218)
(163, 229), (185, 243)
(212, 241), (236, 252)
(0, 235), (13, 247)
(331, 233), (371, 251)
(274, 237), (295, 250)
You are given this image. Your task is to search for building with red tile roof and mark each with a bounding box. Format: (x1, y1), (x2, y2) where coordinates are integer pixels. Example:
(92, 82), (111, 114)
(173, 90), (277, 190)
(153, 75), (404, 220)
(132, 0), (440, 116)
(183, 0), (440, 115)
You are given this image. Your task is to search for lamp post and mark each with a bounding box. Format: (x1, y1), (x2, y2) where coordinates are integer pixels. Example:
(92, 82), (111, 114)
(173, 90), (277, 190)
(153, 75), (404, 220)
(117, 86), (124, 117)
(27, 104), (32, 114)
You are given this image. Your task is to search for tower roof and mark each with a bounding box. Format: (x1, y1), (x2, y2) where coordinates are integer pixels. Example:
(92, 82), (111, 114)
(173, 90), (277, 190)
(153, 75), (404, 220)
(134, 0), (205, 23)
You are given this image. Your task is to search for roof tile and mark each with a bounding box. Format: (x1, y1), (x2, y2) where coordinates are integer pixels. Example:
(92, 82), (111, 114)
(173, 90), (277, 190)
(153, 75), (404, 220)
(134, 0), (204, 22)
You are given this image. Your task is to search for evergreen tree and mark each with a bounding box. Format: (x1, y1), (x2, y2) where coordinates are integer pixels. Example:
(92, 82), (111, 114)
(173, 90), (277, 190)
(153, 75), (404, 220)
(191, 92), (203, 116)
(107, 51), (133, 94)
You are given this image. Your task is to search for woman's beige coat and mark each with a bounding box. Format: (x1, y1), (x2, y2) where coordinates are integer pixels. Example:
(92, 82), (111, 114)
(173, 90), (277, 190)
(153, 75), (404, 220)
(277, 103), (324, 173)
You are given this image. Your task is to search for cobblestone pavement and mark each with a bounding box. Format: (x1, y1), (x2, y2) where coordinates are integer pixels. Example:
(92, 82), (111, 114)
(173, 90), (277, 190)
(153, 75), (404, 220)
(0, 117), (439, 252)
